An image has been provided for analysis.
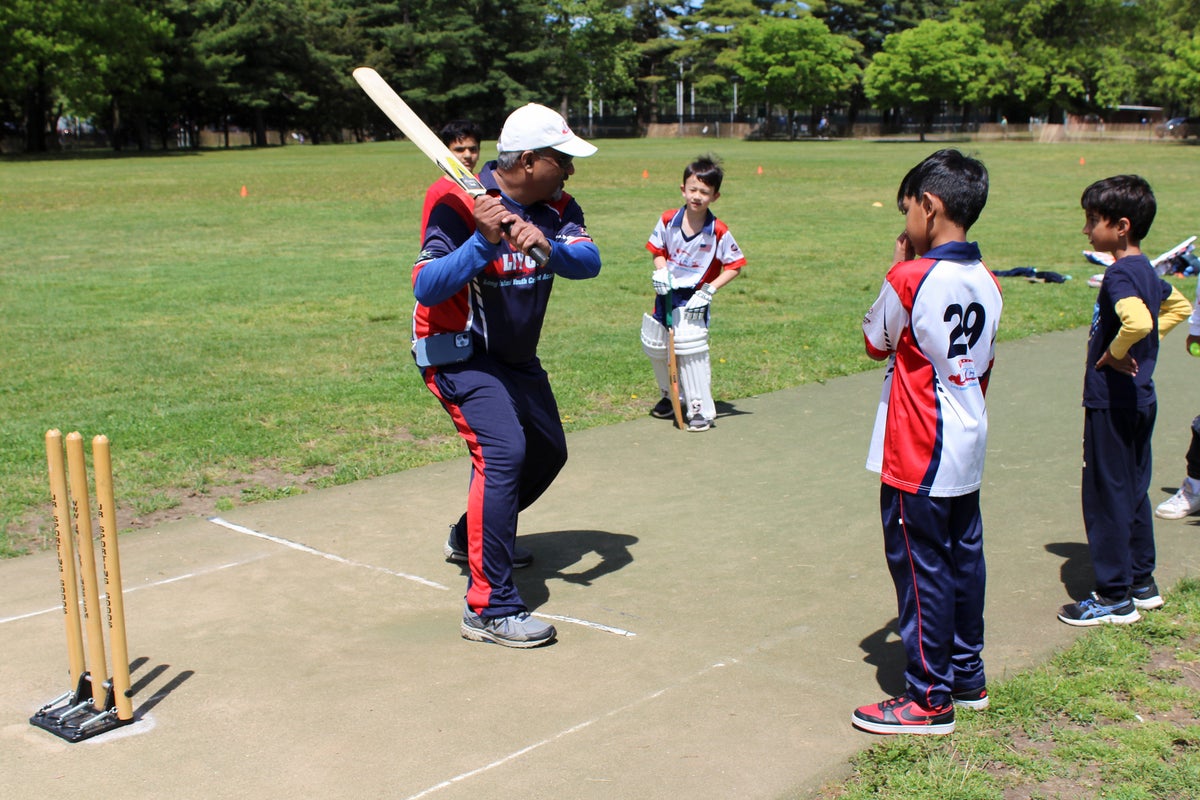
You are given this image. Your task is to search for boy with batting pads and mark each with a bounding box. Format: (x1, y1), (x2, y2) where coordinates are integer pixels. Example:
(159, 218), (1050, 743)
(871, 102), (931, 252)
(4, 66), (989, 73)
(1057, 175), (1190, 626)
(854, 150), (1002, 735)
(413, 103), (600, 648)
(641, 155), (745, 431)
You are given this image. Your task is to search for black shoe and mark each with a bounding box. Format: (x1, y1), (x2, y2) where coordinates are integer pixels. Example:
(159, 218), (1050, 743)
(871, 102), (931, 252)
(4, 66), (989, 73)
(444, 526), (533, 568)
(1131, 581), (1164, 610)
(650, 397), (675, 419)
(1057, 593), (1140, 626)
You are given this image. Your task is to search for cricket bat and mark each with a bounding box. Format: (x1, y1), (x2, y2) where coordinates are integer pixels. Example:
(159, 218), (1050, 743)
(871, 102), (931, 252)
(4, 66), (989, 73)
(353, 67), (549, 266)
(665, 296), (685, 430)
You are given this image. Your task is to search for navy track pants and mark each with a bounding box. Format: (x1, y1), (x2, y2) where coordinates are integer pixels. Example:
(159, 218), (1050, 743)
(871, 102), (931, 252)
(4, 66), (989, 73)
(425, 354), (566, 617)
(1081, 405), (1157, 598)
(880, 485), (987, 710)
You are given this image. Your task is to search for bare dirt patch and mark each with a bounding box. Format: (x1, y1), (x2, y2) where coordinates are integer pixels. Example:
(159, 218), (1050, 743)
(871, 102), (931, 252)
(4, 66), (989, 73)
(10, 463), (337, 554)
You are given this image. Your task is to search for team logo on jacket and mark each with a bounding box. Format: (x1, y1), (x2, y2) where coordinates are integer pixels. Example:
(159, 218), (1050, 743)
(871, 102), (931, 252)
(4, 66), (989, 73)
(947, 358), (978, 387)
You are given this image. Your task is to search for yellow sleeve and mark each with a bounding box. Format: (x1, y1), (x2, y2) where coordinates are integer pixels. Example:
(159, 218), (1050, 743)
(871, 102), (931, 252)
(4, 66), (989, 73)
(1108, 296), (1152, 359)
(1157, 286), (1192, 339)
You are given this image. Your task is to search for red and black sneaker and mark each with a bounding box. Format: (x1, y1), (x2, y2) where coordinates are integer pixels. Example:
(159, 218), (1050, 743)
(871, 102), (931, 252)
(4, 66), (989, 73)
(851, 695), (955, 735)
(952, 686), (989, 710)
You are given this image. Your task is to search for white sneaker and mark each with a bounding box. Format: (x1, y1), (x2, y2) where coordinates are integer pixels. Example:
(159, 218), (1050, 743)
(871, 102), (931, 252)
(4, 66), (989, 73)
(1155, 483), (1200, 520)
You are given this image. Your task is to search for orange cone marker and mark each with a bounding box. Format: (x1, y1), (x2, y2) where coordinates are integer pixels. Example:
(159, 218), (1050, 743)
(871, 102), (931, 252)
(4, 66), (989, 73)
(240, 185), (248, 197)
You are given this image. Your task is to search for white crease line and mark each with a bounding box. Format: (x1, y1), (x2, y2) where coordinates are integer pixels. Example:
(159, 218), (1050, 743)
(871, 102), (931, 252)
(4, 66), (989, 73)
(207, 517), (449, 591)
(533, 613), (636, 637)
(402, 660), (732, 800)
(0, 558), (258, 625)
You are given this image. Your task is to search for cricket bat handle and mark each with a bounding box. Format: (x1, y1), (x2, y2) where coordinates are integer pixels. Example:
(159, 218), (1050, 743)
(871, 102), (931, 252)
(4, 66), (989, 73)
(528, 242), (550, 267)
(496, 221), (549, 267)
(477, 193), (549, 267)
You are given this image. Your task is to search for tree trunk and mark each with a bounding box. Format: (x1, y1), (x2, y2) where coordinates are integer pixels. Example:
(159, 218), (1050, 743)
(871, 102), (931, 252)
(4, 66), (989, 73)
(254, 108), (267, 147)
(23, 66), (50, 153)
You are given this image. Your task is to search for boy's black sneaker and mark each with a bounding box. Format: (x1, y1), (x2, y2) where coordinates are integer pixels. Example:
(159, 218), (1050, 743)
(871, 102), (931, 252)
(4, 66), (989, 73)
(649, 397), (675, 419)
(1131, 581), (1164, 611)
(1057, 593), (1140, 626)
(851, 695), (955, 735)
(952, 687), (989, 710)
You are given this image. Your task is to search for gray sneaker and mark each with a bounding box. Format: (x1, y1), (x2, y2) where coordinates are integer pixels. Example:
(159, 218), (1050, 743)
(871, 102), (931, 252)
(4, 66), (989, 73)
(461, 605), (556, 648)
(444, 526), (533, 568)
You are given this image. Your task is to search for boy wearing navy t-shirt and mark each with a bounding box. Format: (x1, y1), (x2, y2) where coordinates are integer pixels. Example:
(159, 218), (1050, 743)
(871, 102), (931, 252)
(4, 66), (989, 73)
(1057, 175), (1190, 627)
(854, 150), (1002, 736)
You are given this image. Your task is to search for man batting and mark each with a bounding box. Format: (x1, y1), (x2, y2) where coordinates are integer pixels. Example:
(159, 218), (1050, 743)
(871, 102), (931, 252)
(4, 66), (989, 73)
(412, 103), (600, 648)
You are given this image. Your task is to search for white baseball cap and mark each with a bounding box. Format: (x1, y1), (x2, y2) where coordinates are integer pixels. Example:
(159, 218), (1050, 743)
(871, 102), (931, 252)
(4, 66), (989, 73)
(497, 103), (597, 157)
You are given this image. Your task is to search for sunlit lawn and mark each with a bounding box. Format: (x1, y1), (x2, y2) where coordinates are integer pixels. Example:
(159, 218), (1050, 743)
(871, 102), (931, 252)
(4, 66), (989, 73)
(3, 136), (1198, 554)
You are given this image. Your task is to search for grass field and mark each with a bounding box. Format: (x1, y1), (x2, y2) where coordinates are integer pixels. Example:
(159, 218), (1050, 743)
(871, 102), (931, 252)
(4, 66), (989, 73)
(813, 578), (1200, 800)
(3, 137), (1199, 556)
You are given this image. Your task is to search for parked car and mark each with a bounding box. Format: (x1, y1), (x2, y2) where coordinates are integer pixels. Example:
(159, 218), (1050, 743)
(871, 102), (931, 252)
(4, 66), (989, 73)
(1158, 116), (1200, 138)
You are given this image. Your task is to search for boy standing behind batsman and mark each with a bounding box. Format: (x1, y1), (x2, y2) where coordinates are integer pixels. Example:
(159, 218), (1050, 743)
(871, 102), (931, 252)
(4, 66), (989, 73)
(640, 155), (746, 431)
(854, 149), (1002, 736)
(1057, 175), (1191, 626)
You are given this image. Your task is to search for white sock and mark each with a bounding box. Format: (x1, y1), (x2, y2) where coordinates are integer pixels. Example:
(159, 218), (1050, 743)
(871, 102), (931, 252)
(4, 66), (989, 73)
(1185, 476), (1200, 494)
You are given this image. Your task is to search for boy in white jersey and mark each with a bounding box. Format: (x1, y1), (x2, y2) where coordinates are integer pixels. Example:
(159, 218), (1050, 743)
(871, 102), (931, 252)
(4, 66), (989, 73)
(641, 155), (746, 431)
(853, 150), (1002, 736)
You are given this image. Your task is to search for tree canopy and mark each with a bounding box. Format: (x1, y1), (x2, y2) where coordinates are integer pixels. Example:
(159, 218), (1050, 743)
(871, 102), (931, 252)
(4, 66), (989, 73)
(1, 0), (1197, 151)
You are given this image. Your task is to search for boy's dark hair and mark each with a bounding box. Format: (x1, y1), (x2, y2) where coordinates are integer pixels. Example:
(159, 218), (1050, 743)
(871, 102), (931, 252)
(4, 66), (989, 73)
(684, 155), (724, 192)
(896, 149), (989, 232)
(1080, 175), (1156, 243)
(439, 119), (482, 146)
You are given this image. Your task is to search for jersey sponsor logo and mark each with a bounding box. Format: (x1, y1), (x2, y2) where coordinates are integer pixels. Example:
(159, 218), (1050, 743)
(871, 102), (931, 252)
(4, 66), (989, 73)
(480, 271), (554, 289)
(946, 357), (978, 388)
(495, 252), (538, 274)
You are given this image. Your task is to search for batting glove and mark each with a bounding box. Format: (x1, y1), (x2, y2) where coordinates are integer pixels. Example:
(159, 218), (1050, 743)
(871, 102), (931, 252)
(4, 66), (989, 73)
(683, 284), (714, 320)
(652, 268), (671, 296)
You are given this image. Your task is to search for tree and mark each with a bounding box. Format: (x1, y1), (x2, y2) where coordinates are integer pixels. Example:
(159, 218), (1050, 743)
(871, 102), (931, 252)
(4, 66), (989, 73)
(957, 0), (1156, 120)
(732, 16), (861, 135)
(1159, 31), (1200, 113)
(810, 0), (957, 129)
(542, 0), (640, 119)
(674, 0), (760, 108)
(0, 0), (169, 152)
(863, 18), (1003, 140)
(82, 0), (174, 151)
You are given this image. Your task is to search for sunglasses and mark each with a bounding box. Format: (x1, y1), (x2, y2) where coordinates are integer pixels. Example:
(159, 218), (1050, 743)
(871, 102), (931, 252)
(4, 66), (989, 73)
(537, 149), (573, 171)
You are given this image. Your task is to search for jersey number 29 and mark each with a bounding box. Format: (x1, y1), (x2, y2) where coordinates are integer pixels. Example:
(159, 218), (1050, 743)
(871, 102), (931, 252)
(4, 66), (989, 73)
(944, 302), (986, 358)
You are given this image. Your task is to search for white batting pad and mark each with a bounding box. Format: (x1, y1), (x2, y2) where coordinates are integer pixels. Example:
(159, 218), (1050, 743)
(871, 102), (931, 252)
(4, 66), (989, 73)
(672, 317), (714, 420)
(640, 313), (670, 395)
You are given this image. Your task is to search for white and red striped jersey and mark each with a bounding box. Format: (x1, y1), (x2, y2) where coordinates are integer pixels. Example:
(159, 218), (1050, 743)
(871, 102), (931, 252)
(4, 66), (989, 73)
(646, 207), (745, 289)
(863, 241), (1002, 497)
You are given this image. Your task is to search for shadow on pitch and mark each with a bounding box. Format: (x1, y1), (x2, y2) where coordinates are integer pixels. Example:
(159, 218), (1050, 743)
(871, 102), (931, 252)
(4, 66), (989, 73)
(1045, 541), (1095, 600)
(127, 656), (195, 720)
(715, 400), (750, 420)
(450, 529), (638, 610)
(859, 618), (907, 697)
